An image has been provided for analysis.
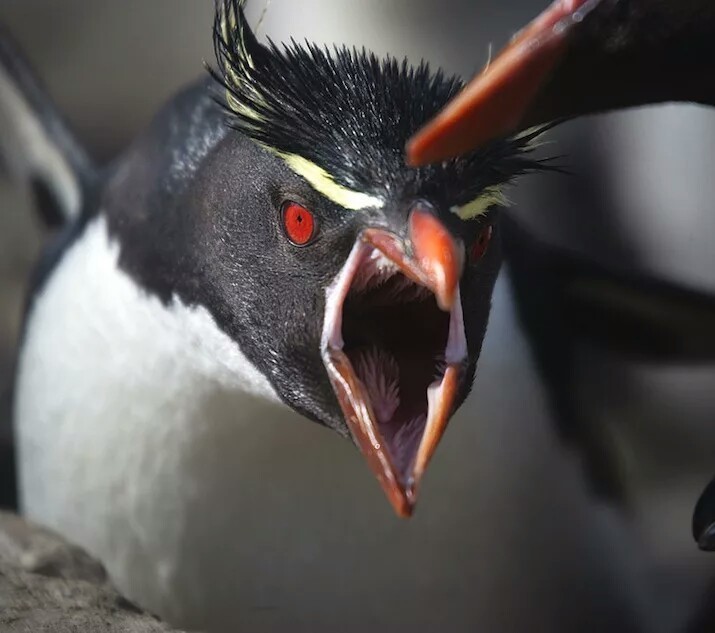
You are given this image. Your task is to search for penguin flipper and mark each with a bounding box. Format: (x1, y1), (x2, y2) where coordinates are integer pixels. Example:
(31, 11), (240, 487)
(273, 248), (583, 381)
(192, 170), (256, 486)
(501, 215), (626, 501)
(504, 215), (715, 365)
(0, 27), (93, 227)
(551, 257), (715, 364)
(502, 214), (715, 504)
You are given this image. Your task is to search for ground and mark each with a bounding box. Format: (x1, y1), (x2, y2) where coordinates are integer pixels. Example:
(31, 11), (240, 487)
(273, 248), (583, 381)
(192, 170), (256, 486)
(0, 511), (182, 633)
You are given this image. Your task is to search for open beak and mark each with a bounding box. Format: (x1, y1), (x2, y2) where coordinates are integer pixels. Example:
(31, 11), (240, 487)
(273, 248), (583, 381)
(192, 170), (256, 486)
(406, 0), (603, 166)
(321, 206), (467, 517)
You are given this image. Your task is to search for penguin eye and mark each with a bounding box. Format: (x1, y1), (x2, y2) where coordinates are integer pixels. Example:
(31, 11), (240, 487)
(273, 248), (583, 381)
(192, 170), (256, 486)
(469, 225), (492, 263)
(281, 200), (316, 246)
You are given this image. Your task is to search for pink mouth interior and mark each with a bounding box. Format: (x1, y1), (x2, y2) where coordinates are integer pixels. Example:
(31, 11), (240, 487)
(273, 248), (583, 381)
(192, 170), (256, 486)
(340, 249), (450, 480)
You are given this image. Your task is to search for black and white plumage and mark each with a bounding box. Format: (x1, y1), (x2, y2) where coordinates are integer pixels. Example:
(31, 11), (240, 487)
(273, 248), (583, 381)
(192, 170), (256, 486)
(0, 27), (91, 227)
(1, 1), (561, 628)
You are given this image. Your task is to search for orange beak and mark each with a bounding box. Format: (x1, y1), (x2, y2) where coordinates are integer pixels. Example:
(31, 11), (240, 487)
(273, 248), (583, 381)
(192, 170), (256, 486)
(321, 206), (467, 517)
(406, 0), (603, 166)
(409, 208), (464, 312)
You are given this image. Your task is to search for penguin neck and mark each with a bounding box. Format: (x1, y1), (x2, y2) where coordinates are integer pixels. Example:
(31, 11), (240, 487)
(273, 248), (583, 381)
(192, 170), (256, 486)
(100, 213), (280, 400)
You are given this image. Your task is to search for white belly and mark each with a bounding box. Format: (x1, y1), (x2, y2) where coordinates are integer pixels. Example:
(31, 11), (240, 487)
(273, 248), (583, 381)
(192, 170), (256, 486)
(14, 216), (655, 632)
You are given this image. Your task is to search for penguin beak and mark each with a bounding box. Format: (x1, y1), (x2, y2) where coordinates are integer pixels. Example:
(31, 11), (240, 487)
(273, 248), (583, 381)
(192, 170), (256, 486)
(321, 204), (467, 517)
(406, 0), (602, 165)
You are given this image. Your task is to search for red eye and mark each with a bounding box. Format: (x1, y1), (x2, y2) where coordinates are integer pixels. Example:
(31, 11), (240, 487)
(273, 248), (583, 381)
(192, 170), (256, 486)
(281, 201), (316, 246)
(470, 225), (492, 263)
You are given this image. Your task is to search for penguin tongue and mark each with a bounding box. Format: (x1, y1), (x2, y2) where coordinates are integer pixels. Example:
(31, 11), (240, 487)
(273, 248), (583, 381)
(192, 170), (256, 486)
(349, 346), (429, 479)
(321, 230), (467, 518)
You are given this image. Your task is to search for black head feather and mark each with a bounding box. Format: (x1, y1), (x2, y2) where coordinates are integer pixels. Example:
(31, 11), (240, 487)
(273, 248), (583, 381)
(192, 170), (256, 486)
(210, 0), (552, 210)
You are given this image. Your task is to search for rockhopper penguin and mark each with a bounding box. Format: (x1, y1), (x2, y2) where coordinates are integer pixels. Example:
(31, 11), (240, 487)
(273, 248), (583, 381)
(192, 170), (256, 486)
(1, 0), (552, 625)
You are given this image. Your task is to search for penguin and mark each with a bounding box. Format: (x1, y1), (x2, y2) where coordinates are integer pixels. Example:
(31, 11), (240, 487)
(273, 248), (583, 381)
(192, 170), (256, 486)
(407, 0), (715, 163)
(0, 1), (575, 628)
(406, 0), (715, 552)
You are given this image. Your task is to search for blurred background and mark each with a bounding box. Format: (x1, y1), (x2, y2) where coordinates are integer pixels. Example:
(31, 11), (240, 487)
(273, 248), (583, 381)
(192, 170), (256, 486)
(1, 1), (714, 632)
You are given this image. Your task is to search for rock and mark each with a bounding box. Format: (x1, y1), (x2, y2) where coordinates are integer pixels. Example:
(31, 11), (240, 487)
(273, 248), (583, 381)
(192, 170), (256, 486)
(0, 511), (184, 632)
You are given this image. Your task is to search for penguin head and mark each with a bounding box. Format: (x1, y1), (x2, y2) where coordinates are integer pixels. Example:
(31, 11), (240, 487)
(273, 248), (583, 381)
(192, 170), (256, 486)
(186, 0), (549, 516)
